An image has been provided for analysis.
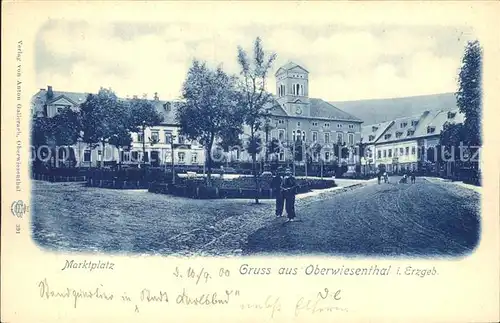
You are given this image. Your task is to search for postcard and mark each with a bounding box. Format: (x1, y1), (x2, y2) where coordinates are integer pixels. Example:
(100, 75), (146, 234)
(1, 1), (499, 322)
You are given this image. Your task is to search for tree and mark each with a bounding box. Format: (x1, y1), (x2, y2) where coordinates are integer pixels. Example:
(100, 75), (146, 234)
(236, 37), (277, 203)
(50, 107), (81, 167)
(456, 40), (482, 149)
(80, 88), (122, 167)
(31, 115), (52, 170)
(108, 124), (132, 169)
(128, 98), (164, 167)
(178, 60), (242, 182)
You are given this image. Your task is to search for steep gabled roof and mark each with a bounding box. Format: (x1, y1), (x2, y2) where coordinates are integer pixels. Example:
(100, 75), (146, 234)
(330, 93), (457, 125)
(309, 98), (363, 122)
(361, 120), (394, 144)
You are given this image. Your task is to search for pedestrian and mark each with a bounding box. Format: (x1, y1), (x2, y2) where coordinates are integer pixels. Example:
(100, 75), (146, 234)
(271, 170), (284, 217)
(377, 170), (382, 184)
(411, 171), (416, 184)
(281, 168), (297, 222)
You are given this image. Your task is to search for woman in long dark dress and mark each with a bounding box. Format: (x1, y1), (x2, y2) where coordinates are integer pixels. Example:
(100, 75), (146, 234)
(271, 171), (284, 217)
(281, 168), (297, 222)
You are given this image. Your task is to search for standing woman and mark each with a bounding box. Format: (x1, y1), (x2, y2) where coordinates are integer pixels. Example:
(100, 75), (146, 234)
(281, 168), (297, 222)
(271, 170), (284, 217)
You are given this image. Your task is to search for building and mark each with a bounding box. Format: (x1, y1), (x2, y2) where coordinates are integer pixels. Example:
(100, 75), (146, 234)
(31, 87), (205, 168)
(237, 62), (364, 171)
(361, 109), (465, 173)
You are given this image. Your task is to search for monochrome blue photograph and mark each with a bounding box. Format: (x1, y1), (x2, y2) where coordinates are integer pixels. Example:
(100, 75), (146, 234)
(30, 21), (482, 257)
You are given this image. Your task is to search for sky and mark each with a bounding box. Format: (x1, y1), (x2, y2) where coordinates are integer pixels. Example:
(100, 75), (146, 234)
(35, 20), (476, 102)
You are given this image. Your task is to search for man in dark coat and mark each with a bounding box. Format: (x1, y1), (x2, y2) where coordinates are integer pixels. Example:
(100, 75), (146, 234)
(281, 168), (297, 222)
(271, 170), (284, 217)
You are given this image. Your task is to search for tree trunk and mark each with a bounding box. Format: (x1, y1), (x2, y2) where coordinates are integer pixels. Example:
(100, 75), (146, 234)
(101, 141), (106, 168)
(251, 129), (259, 204)
(142, 126), (146, 169)
(206, 138), (214, 185)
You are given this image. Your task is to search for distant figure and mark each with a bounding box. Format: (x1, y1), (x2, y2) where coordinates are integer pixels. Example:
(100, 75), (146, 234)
(281, 168), (297, 222)
(377, 170), (382, 184)
(411, 171), (416, 184)
(271, 171), (284, 217)
(220, 166), (224, 179)
(383, 172), (389, 183)
(399, 173), (408, 184)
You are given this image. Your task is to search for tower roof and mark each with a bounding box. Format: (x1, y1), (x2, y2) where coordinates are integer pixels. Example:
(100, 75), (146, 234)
(275, 61), (309, 76)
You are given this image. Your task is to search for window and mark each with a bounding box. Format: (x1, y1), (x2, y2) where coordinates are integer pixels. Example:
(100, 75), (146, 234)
(84, 150), (91, 162)
(312, 131), (318, 142)
(324, 133), (330, 143)
(137, 133), (144, 142)
(278, 119), (284, 125)
(279, 150), (285, 161)
(337, 132), (343, 144)
(178, 135), (186, 144)
(325, 152), (330, 161)
(278, 84), (286, 97)
(388, 149), (392, 157)
(369, 135), (375, 141)
(131, 151), (139, 160)
(411, 120), (419, 126)
(165, 131), (173, 143)
(151, 131), (159, 142)
(383, 150), (387, 158)
(191, 152), (198, 163)
(405, 147), (409, 155)
(400, 122), (408, 128)
(292, 131), (296, 141)
(56, 107), (64, 113)
(312, 122), (318, 126)
(143, 151), (149, 162)
(447, 111), (456, 119)
(123, 151), (130, 162)
(297, 121), (301, 127)
(411, 147), (416, 155)
(396, 132), (402, 138)
(427, 126), (436, 134)
(235, 149), (240, 160)
(400, 147), (404, 155)
(407, 130), (414, 136)
(394, 148), (398, 157)
(302, 132), (306, 142)
(348, 124), (354, 129)
(337, 124), (343, 128)
(178, 152), (185, 163)
(348, 133), (354, 145)
(278, 129), (285, 141)
(372, 126), (378, 132)
(324, 123), (330, 128)
(377, 150), (382, 159)
(384, 134), (391, 140)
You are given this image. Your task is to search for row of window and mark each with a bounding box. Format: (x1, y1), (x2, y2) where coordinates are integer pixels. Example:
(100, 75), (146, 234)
(275, 119), (355, 129)
(277, 130), (355, 145)
(277, 83), (305, 97)
(82, 150), (199, 163)
(136, 131), (189, 145)
(376, 146), (417, 159)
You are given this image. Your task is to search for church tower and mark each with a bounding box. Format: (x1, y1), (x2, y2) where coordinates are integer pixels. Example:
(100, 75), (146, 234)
(275, 62), (310, 117)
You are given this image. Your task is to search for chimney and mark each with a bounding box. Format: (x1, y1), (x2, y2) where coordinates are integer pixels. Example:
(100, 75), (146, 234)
(47, 85), (53, 99)
(154, 92), (159, 101)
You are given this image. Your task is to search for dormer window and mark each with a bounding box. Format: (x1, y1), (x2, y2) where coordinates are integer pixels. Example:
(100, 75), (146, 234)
(411, 120), (418, 126)
(369, 135), (375, 141)
(395, 131), (403, 138)
(427, 126), (436, 134)
(447, 111), (456, 119)
(384, 134), (392, 140)
(400, 122), (408, 128)
(324, 123), (330, 128)
(372, 126), (378, 132)
(312, 122), (318, 126)
(407, 130), (415, 136)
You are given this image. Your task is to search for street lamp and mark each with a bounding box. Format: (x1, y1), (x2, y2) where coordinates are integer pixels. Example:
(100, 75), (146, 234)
(142, 120), (146, 169)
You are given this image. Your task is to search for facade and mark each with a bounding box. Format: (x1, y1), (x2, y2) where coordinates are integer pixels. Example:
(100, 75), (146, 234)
(31, 87), (205, 168)
(361, 109), (465, 173)
(237, 62), (364, 170)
